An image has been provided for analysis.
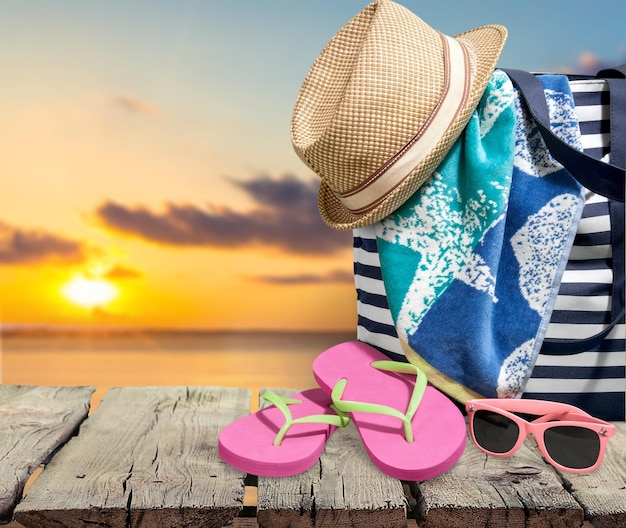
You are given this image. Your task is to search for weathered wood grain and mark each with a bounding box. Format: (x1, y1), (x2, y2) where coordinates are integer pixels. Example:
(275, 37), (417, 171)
(0, 385), (94, 524)
(415, 422), (584, 528)
(559, 421), (626, 528)
(6, 383), (624, 528)
(255, 389), (407, 528)
(14, 386), (251, 528)
(232, 519), (259, 528)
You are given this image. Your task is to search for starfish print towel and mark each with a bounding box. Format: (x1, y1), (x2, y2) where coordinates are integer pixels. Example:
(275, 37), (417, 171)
(376, 71), (585, 402)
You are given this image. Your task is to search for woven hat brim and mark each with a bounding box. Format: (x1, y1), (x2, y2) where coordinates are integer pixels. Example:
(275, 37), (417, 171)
(318, 23), (507, 230)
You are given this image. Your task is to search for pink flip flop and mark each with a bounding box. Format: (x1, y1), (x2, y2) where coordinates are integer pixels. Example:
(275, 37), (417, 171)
(312, 341), (466, 481)
(218, 388), (349, 477)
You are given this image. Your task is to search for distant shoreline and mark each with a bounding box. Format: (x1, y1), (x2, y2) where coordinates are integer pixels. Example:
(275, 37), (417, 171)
(1, 325), (356, 339)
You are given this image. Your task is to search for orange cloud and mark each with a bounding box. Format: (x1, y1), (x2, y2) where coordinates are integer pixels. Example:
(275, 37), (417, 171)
(577, 52), (604, 74)
(555, 50), (626, 75)
(104, 264), (142, 280)
(111, 95), (156, 115)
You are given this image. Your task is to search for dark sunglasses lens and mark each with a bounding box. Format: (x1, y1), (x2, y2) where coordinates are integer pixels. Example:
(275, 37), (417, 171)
(543, 426), (600, 470)
(472, 410), (519, 453)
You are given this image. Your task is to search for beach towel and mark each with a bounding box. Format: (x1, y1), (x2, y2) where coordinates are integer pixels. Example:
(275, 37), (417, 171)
(375, 70), (585, 402)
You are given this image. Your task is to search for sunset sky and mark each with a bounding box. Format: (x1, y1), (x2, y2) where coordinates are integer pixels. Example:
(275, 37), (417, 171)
(1, 0), (625, 332)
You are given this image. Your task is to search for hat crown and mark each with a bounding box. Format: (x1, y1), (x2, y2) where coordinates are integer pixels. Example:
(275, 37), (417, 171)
(291, 0), (452, 195)
(291, 0), (507, 229)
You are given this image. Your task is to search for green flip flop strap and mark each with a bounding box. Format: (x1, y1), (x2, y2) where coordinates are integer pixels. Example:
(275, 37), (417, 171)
(262, 391), (350, 446)
(330, 360), (427, 443)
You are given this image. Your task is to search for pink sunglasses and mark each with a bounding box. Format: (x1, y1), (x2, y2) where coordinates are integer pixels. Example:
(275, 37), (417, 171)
(465, 399), (615, 473)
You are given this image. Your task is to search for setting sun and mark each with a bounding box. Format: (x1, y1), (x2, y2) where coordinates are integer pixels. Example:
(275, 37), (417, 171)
(61, 275), (119, 308)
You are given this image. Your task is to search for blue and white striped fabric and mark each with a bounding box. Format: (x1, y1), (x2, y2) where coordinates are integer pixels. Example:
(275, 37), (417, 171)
(353, 78), (625, 420)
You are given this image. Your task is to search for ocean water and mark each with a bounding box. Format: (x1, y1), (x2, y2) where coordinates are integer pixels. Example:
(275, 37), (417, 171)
(1, 329), (356, 409)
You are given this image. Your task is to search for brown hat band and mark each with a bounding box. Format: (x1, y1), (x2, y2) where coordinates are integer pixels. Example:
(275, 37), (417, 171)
(337, 34), (472, 214)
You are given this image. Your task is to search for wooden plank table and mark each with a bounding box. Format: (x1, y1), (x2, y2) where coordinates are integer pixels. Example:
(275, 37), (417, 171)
(255, 389), (408, 528)
(13, 386), (250, 528)
(414, 422), (626, 528)
(1, 385), (624, 527)
(0, 385), (94, 524)
(562, 422), (626, 528)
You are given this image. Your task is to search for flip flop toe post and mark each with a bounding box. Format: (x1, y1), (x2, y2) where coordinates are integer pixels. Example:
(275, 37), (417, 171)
(218, 388), (349, 477)
(313, 341), (466, 481)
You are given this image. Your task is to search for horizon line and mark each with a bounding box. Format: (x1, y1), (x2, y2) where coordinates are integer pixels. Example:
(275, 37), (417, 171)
(0, 323), (356, 336)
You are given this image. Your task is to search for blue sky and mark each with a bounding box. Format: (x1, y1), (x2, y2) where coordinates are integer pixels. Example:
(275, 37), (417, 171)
(3, 0), (624, 181)
(1, 0), (624, 331)
(3, 1), (624, 178)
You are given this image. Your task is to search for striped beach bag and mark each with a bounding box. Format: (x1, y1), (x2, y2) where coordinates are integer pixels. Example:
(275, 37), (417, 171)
(353, 66), (625, 420)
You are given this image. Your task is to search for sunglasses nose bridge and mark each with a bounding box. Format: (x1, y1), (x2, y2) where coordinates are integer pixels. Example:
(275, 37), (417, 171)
(511, 421), (549, 460)
(525, 430), (546, 457)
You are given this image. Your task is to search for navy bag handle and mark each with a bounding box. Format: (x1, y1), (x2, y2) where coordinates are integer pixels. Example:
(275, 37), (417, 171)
(504, 67), (624, 202)
(504, 67), (625, 355)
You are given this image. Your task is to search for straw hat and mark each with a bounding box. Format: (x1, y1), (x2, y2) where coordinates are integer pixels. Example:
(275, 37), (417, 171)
(291, 0), (507, 230)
